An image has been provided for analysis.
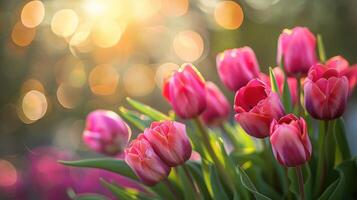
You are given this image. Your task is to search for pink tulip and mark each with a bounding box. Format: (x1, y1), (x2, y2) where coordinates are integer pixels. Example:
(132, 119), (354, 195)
(259, 67), (298, 105)
(163, 63), (206, 119)
(200, 82), (230, 126)
(234, 79), (285, 138)
(304, 63), (349, 120)
(277, 27), (317, 77)
(270, 114), (312, 167)
(326, 55), (357, 93)
(125, 134), (171, 186)
(144, 121), (192, 166)
(83, 110), (131, 156)
(217, 47), (260, 91)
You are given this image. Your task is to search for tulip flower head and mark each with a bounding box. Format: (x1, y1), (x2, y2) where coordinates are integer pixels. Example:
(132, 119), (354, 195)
(144, 121), (192, 166)
(125, 134), (171, 186)
(217, 47), (260, 91)
(200, 82), (230, 126)
(277, 27), (317, 77)
(270, 114), (312, 167)
(304, 63), (349, 120)
(83, 110), (131, 156)
(234, 79), (285, 138)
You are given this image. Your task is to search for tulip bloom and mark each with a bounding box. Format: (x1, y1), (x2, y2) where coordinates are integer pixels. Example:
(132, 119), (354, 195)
(259, 67), (298, 105)
(125, 134), (171, 186)
(217, 47), (260, 91)
(234, 79), (285, 138)
(326, 55), (357, 93)
(83, 110), (131, 156)
(270, 114), (312, 167)
(277, 27), (317, 77)
(304, 63), (349, 120)
(200, 82), (230, 126)
(163, 63), (206, 119)
(144, 121), (192, 166)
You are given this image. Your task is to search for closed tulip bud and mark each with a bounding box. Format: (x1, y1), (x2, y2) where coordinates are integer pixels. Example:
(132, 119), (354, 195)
(217, 47), (260, 91)
(304, 63), (349, 120)
(125, 134), (171, 186)
(163, 63), (206, 119)
(144, 121), (192, 166)
(83, 110), (131, 156)
(234, 79), (285, 138)
(326, 55), (357, 93)
(270, 114), (312, 167)
(200, 82), (230, 126)
(277, 27), (317, 77)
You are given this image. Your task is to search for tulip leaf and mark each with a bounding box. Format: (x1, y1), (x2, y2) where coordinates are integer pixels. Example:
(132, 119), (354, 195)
(237, 166), (272, 200)
(209, 164), (230, 200)
(317, 34), (326, 62)
(119, 107), (152, 131)
(59, 158), (138, 181)
(233, 123), (256, 153)
(287, 164), (312, 200)
(186, 162), (212, 200)
(269, 67), (281, 97)
(72, 194), (109, 200)
(126, 97), (171, 121)
(176, 166), (197, 200)
(334, 118), (351, 162)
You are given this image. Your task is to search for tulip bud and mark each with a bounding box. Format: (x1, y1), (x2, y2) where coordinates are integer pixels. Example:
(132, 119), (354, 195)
(270, 114), (312, 167)
(277, 27), (317, 77)
(304, 63), (349, 120)
(144, 121), (192, 166)
(217, 47), (260, 91)
(163, 63), (206, 119)
(326, 55), (357, 93)
(200, 82), (230, 126)
(83, 110), (131, 156)
(234, 79), (285, 138)
(125, 134), (171, 186)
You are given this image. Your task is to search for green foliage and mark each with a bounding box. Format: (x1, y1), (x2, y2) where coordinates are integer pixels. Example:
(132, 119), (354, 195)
(100, 179), (155, 200)
(317, 34), (326, 62)
(126, 97), (171, 121)
(119, 107), (152, 131)
(269, 67), (280, 96)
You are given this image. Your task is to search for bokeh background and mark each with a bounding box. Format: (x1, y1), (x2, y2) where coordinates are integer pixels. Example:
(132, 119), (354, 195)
(1, 0), (357, 198)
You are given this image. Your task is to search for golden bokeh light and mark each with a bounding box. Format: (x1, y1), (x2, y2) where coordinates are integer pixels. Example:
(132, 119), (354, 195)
(0, 160), (17, 187)
(155, 62), (179, 88)
(92, 19), (124, 48)
(173, 30), (204, 62)
(214, 1), (244, 30)
(124, 64), (155, 97)
(51, 9), (79, 37)
(21, 79), (45, 94)
(161, 0), (189, 17)
(57, 84), (81, 109)
(83, 0), (107, 17)
(21, 0), (45, 28)
(132, 0), (162, 20)
(68, 64), (87, 88)
(22, 90), (47, 122)
(89, 64), (119, 96)
(11, 22), (36, 47)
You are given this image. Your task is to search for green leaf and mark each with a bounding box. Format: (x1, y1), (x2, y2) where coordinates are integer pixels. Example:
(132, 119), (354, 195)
(176, 166), (196, 200)
(209, 165), (230, 200)
(287, 164), (312, 200)
(237, 166), (272, 200)
(186, 162), (212, 200)
(269, 67), (281, 96)
(126, 97), (171, 121)
(233, 123), (256, 153)
(119, 107), (152, 131)
(100, 179), (155, 200)
(317, 34), (326, 62)
(334, 118), (351, 162)
(72, 194), (109, 200)
(280, 65), (293, 113)
(59, 158), (138, 181)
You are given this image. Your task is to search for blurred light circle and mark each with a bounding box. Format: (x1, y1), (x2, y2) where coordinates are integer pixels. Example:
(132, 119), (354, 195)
(51, 9), (79, 37)
(173, 30), (204, 62)
(161, 0), (189, 17)
(83, 0), (107, 17)
(132, 0), (162, 20)
(56, 84), (81, 109)
(11, 22), (36, 47)
(155, 62), (179, 88)
(21, 0), (45, 28)
(92, 20), (124, 48)
(0, 160), (17, 187)
(214, 1), (244, 30)
(124, 65), (155, 97)
(21, 79), (45, 93)
(68, 64), (87, 88)
(22, 90), (47, 121)
(89, 64), (119, 96)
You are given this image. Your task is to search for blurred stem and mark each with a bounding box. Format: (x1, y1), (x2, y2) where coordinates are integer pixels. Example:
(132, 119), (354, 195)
(182, 165), (202, 200)
(295, 166), (305, 200)
(220, 123), (241, 150)
(193, 118), (235, 192)
(335, 118), (351, 160)
(296, 77), (303, 116)
(163, 178), (180, 200)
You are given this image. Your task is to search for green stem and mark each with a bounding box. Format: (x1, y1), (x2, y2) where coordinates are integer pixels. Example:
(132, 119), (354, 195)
(182, 165), (202, 200)
(163, 178), (180, 200)
(220, 123), (241, 150)
(296, 77), (303, 116)
(295, 166), (305, 200)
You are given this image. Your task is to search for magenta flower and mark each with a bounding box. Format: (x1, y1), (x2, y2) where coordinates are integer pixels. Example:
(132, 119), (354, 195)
(304, 63), (349, 120)
(144, 121), (192, 166)
(217, 47), (260, 91)
(83, 110), (131, 156)
(270, 114), (312, 167)
(277, 27), (317, 77)
(234, 79), (285, 138)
